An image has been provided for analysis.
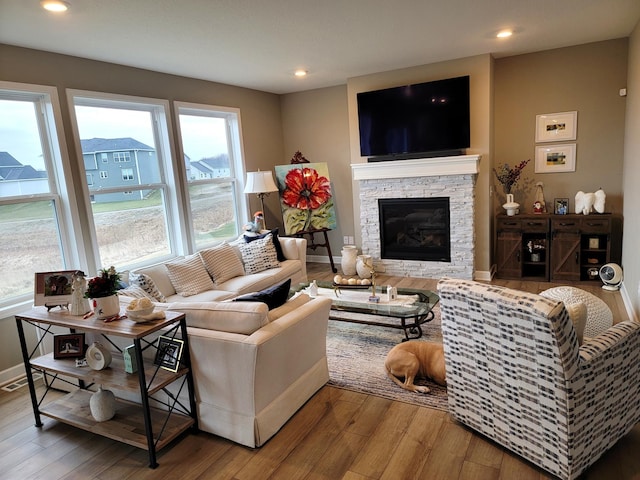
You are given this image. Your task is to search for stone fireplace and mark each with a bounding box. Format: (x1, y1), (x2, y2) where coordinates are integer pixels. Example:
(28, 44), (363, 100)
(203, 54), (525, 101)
(351, 155), (480, 279)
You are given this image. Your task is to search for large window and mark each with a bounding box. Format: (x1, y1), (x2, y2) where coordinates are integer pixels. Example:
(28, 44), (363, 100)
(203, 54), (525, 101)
(0, 83), (79, 313)
(69, 92), (179, 271)
(175, 102), (247, 250)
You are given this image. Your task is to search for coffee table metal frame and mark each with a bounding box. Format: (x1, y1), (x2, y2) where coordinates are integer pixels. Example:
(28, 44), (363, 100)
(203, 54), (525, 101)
(293, 281), (439, 341)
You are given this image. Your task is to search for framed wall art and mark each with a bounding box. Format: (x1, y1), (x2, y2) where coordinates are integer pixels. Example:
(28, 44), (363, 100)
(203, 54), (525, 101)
(34, 270), (77, 308)
(554, 198), (569, 215)
(535, 111), (577, 143)
(535, 144), (576, 173)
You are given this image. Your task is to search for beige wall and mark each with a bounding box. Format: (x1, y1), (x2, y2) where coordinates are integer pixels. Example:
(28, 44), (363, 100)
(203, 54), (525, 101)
(346, 55), (493, 275)
(494, 39), (628, 215)
(280, 86), (351, 262)
(0, 44), (285, 376)
(622, 21), (640, 319)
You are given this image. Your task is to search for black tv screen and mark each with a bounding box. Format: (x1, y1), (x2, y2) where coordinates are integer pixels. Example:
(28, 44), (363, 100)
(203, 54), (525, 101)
(357, 75), (470, 158)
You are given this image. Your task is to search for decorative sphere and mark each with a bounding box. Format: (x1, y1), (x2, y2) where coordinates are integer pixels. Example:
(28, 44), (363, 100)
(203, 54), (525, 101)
(347, 278), (357, 285)
(333, 275), (342, 284)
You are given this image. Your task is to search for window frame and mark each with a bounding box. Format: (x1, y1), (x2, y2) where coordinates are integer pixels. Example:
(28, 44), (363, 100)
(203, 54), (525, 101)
(0, 81), (83, 317)
(173, 101), (248, 251)
(67, 90), (187, 274)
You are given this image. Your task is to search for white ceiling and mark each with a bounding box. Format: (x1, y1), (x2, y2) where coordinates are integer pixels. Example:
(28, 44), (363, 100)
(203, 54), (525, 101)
(2, 0), (639, 94)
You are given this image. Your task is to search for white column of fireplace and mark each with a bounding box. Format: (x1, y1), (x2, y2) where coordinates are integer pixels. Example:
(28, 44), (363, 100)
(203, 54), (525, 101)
(351, 155), (480, 279)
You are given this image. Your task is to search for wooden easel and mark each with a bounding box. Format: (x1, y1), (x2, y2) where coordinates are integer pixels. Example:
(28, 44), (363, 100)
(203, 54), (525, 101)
(290, 227), (337, 273)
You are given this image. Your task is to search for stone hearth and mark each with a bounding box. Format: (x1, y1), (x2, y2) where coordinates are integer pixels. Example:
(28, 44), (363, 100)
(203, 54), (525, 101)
(351, 155), (480, 279)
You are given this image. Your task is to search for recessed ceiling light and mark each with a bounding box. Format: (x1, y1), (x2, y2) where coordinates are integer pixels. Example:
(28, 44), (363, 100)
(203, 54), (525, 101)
(294, 70), (308, 78)
(497, 30), (513, 39)
(41, 1), (70, 12)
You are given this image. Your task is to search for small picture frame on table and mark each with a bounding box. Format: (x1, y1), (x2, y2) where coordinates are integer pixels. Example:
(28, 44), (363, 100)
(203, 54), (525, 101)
(53, 333), (86, 359)
(34, 270), (77, 309)
(554, 198), (569, 215)
(153, 336), (184, 372)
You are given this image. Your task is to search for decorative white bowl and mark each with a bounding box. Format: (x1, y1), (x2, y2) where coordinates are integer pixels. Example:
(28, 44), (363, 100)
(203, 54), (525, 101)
(126, 306), (155, 322)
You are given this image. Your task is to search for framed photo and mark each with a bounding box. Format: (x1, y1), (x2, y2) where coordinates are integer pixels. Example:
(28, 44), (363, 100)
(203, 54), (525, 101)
(154, 336), (184, 372)
(589, 237), (600, 249)
(535, 111), (577, 143)
(34, 270), (77, 307)
(554, 198), (569, 215)
(53, 333), (85, 359)
(535, 144), (576, 173)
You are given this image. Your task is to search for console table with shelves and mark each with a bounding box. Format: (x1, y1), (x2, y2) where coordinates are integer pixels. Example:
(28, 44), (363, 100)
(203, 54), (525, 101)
(15, 307), (197, 469)
(495, 213), (622, 282)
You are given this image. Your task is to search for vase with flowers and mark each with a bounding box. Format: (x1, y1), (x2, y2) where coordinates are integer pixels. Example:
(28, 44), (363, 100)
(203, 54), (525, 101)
(85, 266), (121, 319)
(493, 159), (530, 216)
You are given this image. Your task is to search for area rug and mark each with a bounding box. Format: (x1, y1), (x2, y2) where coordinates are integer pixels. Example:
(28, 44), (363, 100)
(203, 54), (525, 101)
(325, 306), (448, 411)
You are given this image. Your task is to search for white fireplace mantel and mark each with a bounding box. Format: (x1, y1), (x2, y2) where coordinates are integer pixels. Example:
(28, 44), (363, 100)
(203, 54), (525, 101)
(351, 154), (481, 181)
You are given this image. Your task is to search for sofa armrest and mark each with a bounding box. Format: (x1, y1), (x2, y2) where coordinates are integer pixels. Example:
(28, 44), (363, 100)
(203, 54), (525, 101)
(279, 236), (307, 281)
(185, 296), (331, 415)
(167, 300), (269, 335)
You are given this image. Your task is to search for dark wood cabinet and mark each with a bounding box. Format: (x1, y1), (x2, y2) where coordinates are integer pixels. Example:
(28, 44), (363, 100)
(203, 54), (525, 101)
(496, 213), (622, 282)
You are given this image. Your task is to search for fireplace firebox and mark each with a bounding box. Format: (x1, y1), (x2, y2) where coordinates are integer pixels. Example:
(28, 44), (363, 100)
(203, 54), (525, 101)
(378, 198), (450, 262)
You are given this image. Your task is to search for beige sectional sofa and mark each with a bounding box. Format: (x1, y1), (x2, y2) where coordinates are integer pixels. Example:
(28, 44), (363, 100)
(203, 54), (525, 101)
(115, 233), (332, 448)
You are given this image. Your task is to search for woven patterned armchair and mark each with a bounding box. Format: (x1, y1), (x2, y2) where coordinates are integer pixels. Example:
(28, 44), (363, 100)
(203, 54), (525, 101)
(437, 278), (640, 480)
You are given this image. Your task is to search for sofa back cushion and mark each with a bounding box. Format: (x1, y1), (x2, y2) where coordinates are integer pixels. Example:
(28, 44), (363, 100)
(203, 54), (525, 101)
(169, 301), (269, 335)
(199, 242), (245, 285)
(165, 255), (215, 297)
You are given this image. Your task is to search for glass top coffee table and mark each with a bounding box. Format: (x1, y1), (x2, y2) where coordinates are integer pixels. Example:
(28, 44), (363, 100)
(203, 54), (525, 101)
(292, 281), (439, 341)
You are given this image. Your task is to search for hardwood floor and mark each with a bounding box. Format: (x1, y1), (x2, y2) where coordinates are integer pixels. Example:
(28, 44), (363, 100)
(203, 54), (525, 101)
(2, 263), (638, 480)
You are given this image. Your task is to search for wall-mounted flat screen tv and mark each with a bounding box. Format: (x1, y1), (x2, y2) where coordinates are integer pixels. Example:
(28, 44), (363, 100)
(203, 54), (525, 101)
(357, 75), (470, 159)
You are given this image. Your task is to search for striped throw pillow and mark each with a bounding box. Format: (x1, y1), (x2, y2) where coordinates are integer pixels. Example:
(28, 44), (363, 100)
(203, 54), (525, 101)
(165, 255), (215, 297)
(199, 242), (246, 285)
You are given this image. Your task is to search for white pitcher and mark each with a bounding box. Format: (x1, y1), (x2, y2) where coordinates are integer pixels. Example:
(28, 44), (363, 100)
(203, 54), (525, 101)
(341, 245), (358, 276)
(503, 193), (519, 216)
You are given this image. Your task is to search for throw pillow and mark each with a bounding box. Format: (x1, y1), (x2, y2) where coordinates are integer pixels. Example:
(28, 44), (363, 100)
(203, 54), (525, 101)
(165, 255), (215, 297)
(234, 278), (292, 310)
(238, 234), (280, 275)
(117, 284), (154, 300)
(244, 228), (286, 262)
(199, 242), (245, 285)
(129, 273), (167, 302)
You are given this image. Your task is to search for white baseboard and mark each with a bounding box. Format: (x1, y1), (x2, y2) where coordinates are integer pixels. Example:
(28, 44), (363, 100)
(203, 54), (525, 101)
(620, 283), (638, 323)
(0, 364), (27, 387)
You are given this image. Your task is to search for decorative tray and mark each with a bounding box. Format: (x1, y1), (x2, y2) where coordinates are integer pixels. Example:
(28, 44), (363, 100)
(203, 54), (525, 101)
(332, 282), (371, 289)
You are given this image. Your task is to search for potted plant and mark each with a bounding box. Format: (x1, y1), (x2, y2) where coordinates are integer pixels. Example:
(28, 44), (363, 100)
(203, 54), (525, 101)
(85, 266), (121, 319)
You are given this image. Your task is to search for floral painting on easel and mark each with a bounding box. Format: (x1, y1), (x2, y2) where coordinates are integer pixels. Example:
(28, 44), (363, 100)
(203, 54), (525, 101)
(274, 162), (337, 235)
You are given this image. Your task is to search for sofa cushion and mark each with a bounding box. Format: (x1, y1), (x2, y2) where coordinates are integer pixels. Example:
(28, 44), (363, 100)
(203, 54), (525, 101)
(234, 279), (291, 310)
(170, 301), (269, 335)
(165, 255), (215, 297)
(244, 228), (286, 262)
(199, 242), (245, 285)
(267, 292), (311, 321)
(129, 272), (167, 302)
(238, 234), (280, 275)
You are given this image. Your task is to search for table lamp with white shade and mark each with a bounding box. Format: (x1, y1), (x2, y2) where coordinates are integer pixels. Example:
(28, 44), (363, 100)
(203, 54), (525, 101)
(244, 170), (279, 229)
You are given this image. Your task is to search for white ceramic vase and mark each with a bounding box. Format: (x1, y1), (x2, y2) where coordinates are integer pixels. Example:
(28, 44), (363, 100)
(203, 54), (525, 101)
(90, 385), (116, 422)
(92, 295), (120, 319)
(503, 193), (519, 217)
(341, 246), (358, 276)
(356, 255), (373, 279)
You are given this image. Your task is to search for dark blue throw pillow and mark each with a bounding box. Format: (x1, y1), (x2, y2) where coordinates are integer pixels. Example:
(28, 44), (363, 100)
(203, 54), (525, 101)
(233, 278), (291, 310)
(244, 228), (286, 262)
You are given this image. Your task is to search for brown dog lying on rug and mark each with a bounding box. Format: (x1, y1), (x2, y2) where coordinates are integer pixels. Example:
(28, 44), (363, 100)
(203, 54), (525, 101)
(384, 341), (446, 393)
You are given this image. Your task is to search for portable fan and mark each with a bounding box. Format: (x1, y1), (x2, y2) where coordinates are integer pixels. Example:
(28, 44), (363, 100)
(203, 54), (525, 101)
(599, 263), (623, 291)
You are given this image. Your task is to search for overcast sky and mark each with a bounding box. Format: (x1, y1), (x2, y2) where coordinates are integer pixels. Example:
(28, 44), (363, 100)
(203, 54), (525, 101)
(1, 101), (228, 171)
